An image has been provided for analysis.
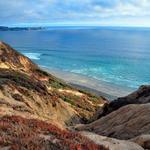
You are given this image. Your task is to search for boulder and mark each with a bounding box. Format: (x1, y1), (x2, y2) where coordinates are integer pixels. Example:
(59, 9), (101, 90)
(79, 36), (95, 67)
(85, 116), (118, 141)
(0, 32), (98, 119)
(130, 134), (150, 149)
(81, 131), (144, 150)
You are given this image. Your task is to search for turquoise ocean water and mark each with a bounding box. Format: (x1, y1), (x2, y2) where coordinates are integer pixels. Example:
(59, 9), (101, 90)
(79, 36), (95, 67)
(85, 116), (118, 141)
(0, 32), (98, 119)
(0, 26), (150, 90)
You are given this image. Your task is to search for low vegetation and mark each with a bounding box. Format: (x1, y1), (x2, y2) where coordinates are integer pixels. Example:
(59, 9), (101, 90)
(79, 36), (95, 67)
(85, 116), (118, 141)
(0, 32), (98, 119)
(0, 115), (108, 150)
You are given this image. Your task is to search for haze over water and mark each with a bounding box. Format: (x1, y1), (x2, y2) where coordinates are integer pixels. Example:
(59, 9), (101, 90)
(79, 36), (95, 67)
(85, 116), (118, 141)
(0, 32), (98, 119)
(0, 26), (150, 90)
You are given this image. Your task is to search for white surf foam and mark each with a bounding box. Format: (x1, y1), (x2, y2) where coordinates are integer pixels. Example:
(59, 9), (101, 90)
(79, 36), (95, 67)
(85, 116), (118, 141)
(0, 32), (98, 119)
(23, 52), (41, 60)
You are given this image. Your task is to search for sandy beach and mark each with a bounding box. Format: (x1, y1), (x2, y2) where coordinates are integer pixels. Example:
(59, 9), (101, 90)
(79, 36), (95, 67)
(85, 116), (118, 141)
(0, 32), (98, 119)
(42, 67), (135, 100)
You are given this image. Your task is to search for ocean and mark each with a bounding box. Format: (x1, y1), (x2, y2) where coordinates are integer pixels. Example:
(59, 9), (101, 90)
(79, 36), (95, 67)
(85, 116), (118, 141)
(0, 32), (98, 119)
(0, 26), (150, 91)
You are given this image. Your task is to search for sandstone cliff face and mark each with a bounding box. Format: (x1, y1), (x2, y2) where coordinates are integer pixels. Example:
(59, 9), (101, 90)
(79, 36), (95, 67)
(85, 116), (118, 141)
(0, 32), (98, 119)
(74, 78), (150, 149)
(92, 85), (150, 120)
(80, 84), (150, 149)
(76, 104), (150, 140)
(0, 41), (37, 72)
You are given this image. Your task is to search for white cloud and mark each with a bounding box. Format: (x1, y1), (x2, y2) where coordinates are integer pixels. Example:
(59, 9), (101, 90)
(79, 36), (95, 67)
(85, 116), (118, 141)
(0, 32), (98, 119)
(0, 0), (150, 26)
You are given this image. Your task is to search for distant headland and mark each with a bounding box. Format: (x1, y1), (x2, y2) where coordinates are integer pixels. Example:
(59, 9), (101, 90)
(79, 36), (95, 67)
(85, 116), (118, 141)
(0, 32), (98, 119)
(0, 26), (45, 31)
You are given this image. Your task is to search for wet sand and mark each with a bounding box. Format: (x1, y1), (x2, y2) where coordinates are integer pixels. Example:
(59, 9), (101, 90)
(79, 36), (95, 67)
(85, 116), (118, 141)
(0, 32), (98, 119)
(42, 67), (135, 100)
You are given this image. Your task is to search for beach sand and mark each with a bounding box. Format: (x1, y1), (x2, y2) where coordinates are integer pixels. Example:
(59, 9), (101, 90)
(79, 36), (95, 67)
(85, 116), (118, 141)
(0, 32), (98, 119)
(42, 67), (135, 100)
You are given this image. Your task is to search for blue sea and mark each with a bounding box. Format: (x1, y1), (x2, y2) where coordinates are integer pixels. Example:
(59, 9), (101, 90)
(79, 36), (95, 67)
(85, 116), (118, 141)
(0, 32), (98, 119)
(0, 26), (150, 90)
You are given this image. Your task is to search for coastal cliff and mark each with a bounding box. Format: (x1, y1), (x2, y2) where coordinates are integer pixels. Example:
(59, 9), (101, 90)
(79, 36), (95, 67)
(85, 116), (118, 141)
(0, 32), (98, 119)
(0, 41), (107, 150)
(75, 86), (150, 149)
(0, 41), (150, 150)
(0, 41), (107, 126)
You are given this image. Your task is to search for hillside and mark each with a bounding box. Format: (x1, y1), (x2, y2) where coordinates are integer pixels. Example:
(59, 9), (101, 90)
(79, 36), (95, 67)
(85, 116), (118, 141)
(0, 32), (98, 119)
(0, 41), (109, 149)
(0, 41), (107, 128)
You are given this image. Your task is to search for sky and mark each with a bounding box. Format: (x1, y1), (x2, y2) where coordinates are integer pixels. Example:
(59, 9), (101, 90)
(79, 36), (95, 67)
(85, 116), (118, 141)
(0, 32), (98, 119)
(0, 0), (150, 27)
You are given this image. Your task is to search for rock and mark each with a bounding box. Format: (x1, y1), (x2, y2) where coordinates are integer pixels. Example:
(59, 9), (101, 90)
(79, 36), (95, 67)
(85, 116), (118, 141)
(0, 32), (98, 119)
(76, 104), (150, 140)
(130, 134), (150, 149)
(81, 131), (144, 150)
(95, 85), (150, 120)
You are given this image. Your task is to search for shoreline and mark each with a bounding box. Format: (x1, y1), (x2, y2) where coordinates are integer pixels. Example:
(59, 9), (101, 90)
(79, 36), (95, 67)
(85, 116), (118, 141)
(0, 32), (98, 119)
(42, 67), (135, 100)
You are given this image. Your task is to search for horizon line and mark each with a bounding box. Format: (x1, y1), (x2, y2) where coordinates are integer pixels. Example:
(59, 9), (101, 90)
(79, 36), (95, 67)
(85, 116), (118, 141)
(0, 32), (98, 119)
(1, 24), (150, 28)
